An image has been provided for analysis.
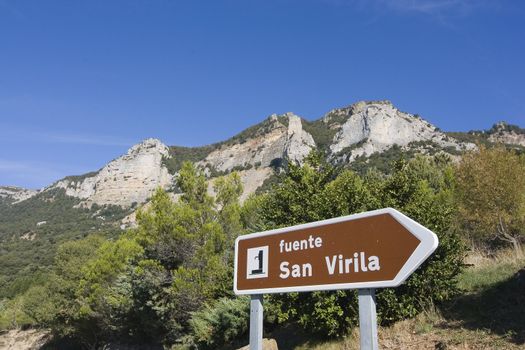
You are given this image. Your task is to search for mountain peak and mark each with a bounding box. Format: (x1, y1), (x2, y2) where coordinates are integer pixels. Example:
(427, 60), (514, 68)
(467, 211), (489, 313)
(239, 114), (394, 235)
(327, 100), (467, 160)
(48, 138), (173, 207)
(269, 111), (297, 121)
(0, 186), (38, 203)
(487, 122), (525, 146)
(323, 100), (394, 122)
(198, 111), (315, 172)
(6, 101), (519, 209)
(350, 100), (394, 112)
(128, 138), (170, 157)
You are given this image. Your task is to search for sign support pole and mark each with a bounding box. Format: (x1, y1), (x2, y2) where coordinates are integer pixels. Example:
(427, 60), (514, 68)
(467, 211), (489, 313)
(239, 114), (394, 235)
(358, 288), (379, 350)
(249, 294), (263, 350)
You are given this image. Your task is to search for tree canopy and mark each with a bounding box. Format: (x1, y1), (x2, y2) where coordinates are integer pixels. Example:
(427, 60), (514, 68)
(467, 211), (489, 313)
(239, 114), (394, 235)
(455, 145), (525, 256)
(259, 153), (464, 335)
(0, 155), (473, 348)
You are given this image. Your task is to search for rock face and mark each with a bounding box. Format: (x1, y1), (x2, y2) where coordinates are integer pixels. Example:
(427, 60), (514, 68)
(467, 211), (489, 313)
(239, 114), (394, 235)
(50, 138), (173, 207)
(0, 186), (39, 203)
(197, 113), (316, 201)
(284, 114), (317, 163)
(0, 329), (50, 350)
(488, 122), (525, 147)
(198, 113), (315, 174)
(2, 101), (521, 210)
(326, 101), (467, 161)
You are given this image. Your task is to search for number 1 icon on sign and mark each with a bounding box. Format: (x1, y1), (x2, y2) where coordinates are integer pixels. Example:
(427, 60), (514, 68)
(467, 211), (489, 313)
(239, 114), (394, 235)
(246, 246), (268, 279)
(251, 250), (264, 275)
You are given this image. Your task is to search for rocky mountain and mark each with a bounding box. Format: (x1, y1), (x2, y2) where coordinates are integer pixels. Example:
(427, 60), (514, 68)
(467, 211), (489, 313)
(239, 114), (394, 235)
(1, 100), (522, 300)
(0, 186), (38, 203)
(487, 122), (525, 146)
(51, 138), (173, 207)
(195, 112), (316, 199)
(446, 121), (525, 149)
(1, 139), (173, 208)
(323, 101), (470, 161)
(2, 100), (522, 210)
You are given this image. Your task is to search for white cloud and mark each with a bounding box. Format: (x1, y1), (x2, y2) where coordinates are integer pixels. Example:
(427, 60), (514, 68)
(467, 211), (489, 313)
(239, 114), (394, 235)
(0, 159), (65, 189)
(0, 124), (134, 147)
(0, 125), (136, 188)
(41, 132), (133, 147)
(377, 0), (487, 15)
(0, 159), (32, 171)
(330, 0), (499, 19)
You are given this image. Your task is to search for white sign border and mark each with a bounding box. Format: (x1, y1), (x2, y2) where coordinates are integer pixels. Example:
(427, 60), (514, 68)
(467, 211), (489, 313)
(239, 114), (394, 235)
(234, 208), (438, 295)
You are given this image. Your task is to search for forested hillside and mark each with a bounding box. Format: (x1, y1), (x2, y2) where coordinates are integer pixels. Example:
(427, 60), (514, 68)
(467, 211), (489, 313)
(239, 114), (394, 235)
(1, 142), (523, 349)
(0, 100), (524, 349)
(0, 189), (131, 299)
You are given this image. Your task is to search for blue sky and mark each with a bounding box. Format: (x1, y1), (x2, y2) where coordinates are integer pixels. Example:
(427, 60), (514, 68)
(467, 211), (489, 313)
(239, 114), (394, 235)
(1, 0), (524, 189)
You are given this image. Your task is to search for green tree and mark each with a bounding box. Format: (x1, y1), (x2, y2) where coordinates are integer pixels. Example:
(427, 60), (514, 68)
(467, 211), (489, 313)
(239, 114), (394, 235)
(456, 145), (525, 256)
(76, 237), (144, 338)
(10, 235), (107, 347)
(69, 162), (247, 346)
(214, 171), (244, 251)
(374, 157), (463, 323)
(20, 285), (59, 327)
(0, 295), (31, 330)
(189, 296), (250, 349)
(259, 153), (464, 336)
(261, 151), (337, 228)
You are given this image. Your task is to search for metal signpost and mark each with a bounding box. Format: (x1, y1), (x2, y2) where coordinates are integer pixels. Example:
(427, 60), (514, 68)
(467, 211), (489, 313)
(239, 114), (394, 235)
(234, 208), (439, 350)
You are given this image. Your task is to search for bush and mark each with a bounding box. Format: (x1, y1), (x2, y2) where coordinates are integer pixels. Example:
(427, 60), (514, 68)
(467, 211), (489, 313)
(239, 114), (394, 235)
(188, 296), (250, 349)
(455, 145), (525, 256)
(259, 153), (465, 336)
(32, 163), (249, 347)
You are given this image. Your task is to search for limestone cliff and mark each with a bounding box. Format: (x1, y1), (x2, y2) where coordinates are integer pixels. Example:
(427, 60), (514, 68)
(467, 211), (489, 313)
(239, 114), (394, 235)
(3, 101), (522, 210)
(198, 113), (315, 174)
(0, 186), (39, 203)
(197, 113), (315, 200)
(325, 101), (472, 161)
(487, 122), (525, 147)
(49, 138), (173, 207)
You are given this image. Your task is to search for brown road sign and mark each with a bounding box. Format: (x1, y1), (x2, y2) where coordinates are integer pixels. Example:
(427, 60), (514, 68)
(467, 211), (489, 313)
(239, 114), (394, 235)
(234, 208), (438, 295)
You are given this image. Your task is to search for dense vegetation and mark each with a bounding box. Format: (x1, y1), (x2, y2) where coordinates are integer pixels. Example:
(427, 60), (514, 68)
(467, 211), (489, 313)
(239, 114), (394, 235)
(0, 189), (130, 299)
(0, 163), (253, 348)
(258, 152), (464, 336)
(1, 141), (524, 349)
(455, 145), (525, 256)
(301, 119), (338, 152)
(164, 145), (219, 174)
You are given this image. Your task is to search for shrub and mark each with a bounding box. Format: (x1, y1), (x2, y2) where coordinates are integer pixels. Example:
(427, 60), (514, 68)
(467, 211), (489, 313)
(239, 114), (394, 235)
(189, 296), (250, 349)
(455, 145), (525, 256)
(259, 153), (465, 336)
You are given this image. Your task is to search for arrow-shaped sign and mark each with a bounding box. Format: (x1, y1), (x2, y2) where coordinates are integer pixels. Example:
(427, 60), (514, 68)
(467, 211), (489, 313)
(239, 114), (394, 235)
(234, 208), (438, 295)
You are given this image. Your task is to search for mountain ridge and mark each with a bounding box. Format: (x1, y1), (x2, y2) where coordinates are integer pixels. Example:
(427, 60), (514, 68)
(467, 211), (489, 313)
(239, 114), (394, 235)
(1, 100), (523, 297)
(2, 100), (523, 208)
